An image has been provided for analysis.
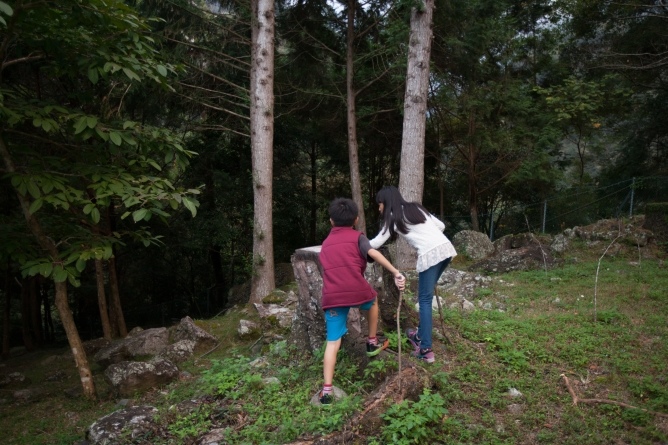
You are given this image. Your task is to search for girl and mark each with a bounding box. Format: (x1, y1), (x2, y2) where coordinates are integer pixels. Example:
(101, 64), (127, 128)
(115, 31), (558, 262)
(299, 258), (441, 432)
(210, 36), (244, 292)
(368, 186), (457, 363)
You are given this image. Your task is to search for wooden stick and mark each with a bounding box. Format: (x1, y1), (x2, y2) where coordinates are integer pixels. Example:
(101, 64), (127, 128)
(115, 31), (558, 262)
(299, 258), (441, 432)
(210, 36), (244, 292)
(560, 374), (668, 418)
(397, 289), (403, 393)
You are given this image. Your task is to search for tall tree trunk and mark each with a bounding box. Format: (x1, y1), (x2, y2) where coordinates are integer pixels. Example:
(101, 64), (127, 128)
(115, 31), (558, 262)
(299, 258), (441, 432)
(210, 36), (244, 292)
(53, 280), (96, 398)
(203, 169), (227, 310)
(21, 279), (35, 351)
(41, 283), (54, 343)
(94, 259), (112, 340)
(107, 256), (127, 337)
(397, 0), (435, 268)
(0, 134), (97, 400)
(309, 140), (317, 246)
(346, 0), (367, 234)
(29, 277), (42, 347)
(2, 263), (10, 359)
(249, 0), (276, 303)
(467, 112), (480, 231)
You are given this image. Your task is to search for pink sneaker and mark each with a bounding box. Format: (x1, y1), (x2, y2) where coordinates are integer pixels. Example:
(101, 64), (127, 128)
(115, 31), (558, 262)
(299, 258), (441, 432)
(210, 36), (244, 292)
(406, 328), (421, 352)
(412, 348), (435, 363)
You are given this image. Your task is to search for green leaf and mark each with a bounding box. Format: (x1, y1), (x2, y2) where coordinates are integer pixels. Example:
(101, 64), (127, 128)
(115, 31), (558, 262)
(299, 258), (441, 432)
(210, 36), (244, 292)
(76, 258), (87, 273)
(68, 273), (81, 288)
(182, 196), (198, 217)
(53, 266), (68, 283)
(0, 1), (13, 16)
(40, 262), (53, 278)
(122, 67), (141, 81)
(95, 127), (109, 141)
(33, 118), (42, 127)
(132, 208), (148, 222)
(86, 116), (98, 128)
(91, 207), (101, 224)
(74, 117), (88, 134)
(27, 181), (41, 199)
(109, 131), (122, 146)
(88, 67), (99, 84)
(148, 160), (162, 171)
(156, 64), (168, 77)
(83, 203), (95, 215)
(28, 198), (43, 214)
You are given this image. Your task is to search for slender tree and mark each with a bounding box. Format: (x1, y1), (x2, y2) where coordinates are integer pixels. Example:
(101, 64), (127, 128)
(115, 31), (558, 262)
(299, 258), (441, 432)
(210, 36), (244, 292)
(346, 0), (367, 234)
(249, 0), (276, 302)
(396, 0), (435, 267)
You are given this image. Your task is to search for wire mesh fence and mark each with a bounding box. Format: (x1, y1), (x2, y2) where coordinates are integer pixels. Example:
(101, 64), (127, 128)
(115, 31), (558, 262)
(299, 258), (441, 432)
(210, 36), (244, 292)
(443, 176), (668, 240)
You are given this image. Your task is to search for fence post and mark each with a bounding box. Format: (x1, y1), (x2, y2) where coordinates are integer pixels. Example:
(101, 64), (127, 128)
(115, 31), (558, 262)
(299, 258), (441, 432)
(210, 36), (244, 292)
(629, 177), (635, 218)
(542, 200), (547, 233)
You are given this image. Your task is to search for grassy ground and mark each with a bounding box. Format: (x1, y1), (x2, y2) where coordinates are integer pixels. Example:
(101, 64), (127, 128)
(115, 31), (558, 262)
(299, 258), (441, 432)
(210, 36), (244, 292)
(1, 243), (667, 444)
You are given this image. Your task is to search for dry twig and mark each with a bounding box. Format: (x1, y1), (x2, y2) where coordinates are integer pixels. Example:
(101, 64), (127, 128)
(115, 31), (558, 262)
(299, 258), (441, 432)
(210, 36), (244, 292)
(594, 221), (623, 322)
(560, 374), (668, 418)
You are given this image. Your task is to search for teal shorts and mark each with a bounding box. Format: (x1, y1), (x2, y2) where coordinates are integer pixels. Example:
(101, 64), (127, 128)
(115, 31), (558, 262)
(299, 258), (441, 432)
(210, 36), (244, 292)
(324, 299), (376, 342)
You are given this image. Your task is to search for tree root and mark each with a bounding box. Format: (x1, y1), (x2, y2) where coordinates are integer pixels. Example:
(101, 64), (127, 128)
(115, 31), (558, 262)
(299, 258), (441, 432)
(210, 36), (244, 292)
(560, 373), (668, 418)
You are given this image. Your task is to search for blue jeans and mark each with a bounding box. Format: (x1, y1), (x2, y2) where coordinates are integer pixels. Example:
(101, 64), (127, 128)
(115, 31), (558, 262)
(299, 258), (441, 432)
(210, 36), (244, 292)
(416, 257), (452, 350)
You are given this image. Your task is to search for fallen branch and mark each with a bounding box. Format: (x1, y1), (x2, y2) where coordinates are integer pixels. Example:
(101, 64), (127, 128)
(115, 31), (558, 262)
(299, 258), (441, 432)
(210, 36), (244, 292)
(560, 374), (668, 418)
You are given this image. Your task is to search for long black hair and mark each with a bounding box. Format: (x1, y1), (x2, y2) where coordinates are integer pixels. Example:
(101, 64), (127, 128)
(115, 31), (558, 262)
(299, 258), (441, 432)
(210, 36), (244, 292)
(375, 186), (429, 238)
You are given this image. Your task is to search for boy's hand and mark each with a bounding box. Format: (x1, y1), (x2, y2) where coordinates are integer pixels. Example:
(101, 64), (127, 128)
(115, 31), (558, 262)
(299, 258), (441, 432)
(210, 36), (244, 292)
(394, 273), (406, 291)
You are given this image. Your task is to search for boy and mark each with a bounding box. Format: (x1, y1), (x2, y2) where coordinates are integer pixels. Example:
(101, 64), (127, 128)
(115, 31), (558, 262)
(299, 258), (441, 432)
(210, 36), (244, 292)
(318, 198), (406, 405)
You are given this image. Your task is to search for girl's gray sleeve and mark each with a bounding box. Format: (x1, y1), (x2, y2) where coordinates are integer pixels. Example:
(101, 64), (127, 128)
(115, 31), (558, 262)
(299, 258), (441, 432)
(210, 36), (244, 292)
(358, 235), (373, 262)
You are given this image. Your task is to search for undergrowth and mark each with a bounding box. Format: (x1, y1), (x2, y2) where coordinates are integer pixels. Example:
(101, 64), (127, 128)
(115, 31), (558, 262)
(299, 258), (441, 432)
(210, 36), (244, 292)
(1, 253), (667, 444)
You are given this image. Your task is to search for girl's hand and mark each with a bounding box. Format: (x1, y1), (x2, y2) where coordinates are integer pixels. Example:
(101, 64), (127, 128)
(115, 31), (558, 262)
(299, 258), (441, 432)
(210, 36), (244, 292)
(394, 273), (406, 291)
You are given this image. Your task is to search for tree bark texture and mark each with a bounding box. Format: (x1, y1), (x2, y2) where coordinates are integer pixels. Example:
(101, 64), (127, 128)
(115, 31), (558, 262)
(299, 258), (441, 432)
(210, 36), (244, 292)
(249, 0), (276, 303)
(53, 280), (97, 399)
(468, 112), (480, 231)
(2, 264), (10, 359)
(95, 259), (112, 340)
(397, 0), (435, 268)
(107, 256), (127, 337)
(346, 0), (367, 235)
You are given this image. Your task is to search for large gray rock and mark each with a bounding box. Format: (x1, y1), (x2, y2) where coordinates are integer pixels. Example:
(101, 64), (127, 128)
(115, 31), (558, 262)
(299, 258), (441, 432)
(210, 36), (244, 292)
(470, 244), (556, 273)
(158, 340), (196, 363)
(170, 316), (218, 353)
(453, 230), (494, 260)
(104, 358), (179, 397)
(254, 303), (293, 329)
(94, 328), (170, 368)
(86, 405), (158, 445)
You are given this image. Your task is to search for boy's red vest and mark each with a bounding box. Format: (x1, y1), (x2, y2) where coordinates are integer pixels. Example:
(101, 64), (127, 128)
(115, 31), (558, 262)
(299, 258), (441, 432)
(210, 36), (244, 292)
(320, 226), (376, 310)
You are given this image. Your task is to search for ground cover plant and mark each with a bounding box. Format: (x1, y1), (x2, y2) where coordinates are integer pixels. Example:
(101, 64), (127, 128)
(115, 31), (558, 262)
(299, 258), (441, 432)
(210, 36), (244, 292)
(0, 244), (666, 444)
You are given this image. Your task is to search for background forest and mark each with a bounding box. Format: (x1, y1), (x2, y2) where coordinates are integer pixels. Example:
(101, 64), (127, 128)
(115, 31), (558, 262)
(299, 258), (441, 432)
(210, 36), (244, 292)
(1, 0), (667, 372)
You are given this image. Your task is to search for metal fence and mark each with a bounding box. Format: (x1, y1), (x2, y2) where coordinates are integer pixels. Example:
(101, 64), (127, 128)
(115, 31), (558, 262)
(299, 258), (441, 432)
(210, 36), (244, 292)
(444, 176), (668, 240)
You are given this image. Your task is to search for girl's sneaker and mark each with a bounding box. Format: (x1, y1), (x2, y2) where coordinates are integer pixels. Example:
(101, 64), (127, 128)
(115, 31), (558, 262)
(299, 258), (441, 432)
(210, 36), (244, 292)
(366, 337), (390, 357)
(319, 391), (333, 405)
(412, 347), (435, 363)
(406, 328), (421, 352)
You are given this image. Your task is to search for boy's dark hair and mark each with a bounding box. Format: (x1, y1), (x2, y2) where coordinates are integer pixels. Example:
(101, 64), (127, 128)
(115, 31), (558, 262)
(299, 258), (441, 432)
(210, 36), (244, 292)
(328, 198), (358, 227)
